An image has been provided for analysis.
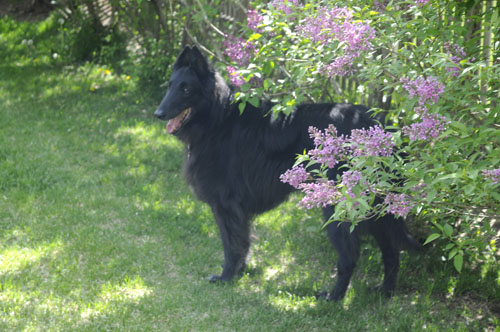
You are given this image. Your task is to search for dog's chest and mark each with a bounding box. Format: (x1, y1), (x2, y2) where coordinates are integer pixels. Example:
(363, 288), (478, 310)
(183, 144), (229, 202)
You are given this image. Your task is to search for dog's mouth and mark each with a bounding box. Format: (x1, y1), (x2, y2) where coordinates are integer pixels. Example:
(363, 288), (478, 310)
(166, 108), (192, 134)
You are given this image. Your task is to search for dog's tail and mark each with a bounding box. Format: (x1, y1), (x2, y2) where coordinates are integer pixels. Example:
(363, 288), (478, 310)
(400, 231), (422, 251)
(397, 221), (422, 252)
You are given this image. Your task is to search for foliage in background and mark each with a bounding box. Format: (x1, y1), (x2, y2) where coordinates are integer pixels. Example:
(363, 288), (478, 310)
(223, 0), (500, 272)
(0, 0), (247, 97)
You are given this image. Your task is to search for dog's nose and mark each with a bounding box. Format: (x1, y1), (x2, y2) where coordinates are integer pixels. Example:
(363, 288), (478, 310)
(154, 109), (165, 119)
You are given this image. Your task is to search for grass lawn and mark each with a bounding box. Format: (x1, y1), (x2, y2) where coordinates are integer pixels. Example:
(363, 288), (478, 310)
(1, 45), (499, 332)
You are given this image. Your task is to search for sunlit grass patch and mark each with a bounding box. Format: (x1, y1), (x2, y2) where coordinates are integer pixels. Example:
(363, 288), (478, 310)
(268, 291), (317, 312)
(81, 276), (152, 320)
(0, 240), (63, 275)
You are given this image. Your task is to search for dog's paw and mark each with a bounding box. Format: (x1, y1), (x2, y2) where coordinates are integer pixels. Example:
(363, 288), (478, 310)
(208, 274), (232, 283)
(315, 291), (343, 302)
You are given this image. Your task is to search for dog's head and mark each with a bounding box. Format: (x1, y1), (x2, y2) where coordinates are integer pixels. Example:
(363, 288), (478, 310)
(154, 46), (214, 135)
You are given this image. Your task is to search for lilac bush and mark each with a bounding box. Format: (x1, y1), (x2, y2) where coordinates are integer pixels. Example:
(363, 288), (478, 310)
(222, 0), (500, 269)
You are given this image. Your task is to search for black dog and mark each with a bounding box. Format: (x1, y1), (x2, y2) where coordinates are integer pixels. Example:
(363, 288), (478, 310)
(154, 46), (419, 300)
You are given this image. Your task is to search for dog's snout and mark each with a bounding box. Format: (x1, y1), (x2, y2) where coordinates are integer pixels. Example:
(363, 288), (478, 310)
(154, 108), (165, 119)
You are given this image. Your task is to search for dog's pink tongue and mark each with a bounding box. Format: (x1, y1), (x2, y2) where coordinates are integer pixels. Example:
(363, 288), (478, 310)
(166, 116), (182, 134)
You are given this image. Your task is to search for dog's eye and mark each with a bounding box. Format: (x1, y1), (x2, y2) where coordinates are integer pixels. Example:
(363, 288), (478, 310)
(182, 86), (190, 94)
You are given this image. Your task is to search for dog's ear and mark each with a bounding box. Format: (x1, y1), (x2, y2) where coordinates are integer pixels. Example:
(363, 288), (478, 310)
(174, 45), (211, 77)
(173, 45), (193, 70)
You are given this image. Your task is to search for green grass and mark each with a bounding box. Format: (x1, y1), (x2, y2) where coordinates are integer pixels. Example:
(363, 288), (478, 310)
(1, 26), (499, 332)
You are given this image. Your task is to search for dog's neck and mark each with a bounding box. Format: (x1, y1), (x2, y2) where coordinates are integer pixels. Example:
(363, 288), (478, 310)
(214, 72), (232, 109)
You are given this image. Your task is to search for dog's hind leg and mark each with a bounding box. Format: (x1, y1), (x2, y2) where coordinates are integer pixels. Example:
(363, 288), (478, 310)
(209, 204), (250, 282)
(324, 211), (361, 301)
(369, 215), (401, 297)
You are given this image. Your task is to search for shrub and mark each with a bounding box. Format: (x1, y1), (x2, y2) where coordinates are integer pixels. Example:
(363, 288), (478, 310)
(224, 0), (500, 271)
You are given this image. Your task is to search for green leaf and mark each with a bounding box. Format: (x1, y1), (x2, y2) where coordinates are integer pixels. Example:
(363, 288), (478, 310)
(492, 192), (500, 202)
(436, 173), (459, 182)
(263, 61), (275, 76)
(238, 102), (246, 114)
(443, 224), (453, 237)
(358, 198), (371, 211)
(453, 254), (463, 273)
(463, 184), (475, 195)
(248, 33), (262, 42)
(248, 96), (260, 108)
(263, 79), (271, 91)
(445, 243), (455, 250)
(424, 233), (441, 245)
(448, 247), (458, 260)
(426, 189), (437, 204)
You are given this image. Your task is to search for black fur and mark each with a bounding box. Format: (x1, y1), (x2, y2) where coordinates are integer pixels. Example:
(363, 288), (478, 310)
(154, 46), (419, 301)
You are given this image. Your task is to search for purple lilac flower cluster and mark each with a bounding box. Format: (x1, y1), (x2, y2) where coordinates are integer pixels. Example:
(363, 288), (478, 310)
(401, 76), (448, 141)
(415, 0), (430, 5)
(298, 180), (341, 208)
(323, 56), (354, 78)
(280, 163), (342, 209)
(482, 168), (500, 184)
(410, 182), (426, 193)
(280, 165), (309, 189)
(296, 7), (375, 77)
(296, 7), (352, 44)
(340, 170), (362, 198)
(247, 8), (263, 32)
(444, 43), (467, 77)
(350, 125), (394, 157)
(400, 76), (444, 106)
(224, 35), (259, 88)
(280, 124), (395, 209)
(223, 36), (258, 67)
(402, 107), (448, 141)
(384, 193), (415, 217)
(308, 125), (348, 168)
(226, 66), (245, 88)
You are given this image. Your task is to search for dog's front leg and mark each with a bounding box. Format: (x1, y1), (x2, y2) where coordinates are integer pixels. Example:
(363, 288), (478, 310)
(209, 205), (250, 282)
